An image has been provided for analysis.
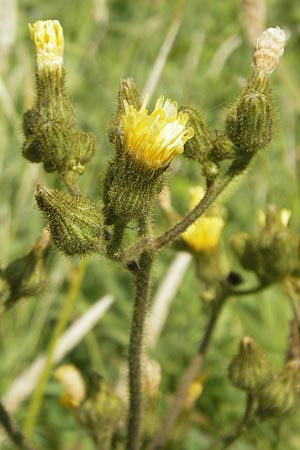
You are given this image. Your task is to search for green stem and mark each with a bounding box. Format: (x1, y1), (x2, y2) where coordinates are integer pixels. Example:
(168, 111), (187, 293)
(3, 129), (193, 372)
(126, 249), (154, 450)
(107, 219), (126, 260)
(150, 294), (226, 450)
(23, 259), (87, 438)
(0, 402), (34, 450)
(206, 394), (257, 450)
(154, 173), (233, 251)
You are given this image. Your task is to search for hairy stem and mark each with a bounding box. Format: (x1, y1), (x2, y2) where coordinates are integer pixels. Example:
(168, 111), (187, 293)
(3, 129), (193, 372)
(107, 219), (126, 260)
(150, 294), (226, 450)
(0, 402), (34, 450)
(126, 249), (154, 450)
(23, 259), (87, 438)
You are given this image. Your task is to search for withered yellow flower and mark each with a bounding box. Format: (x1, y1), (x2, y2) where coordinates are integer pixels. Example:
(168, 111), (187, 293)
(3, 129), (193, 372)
(253, 27), (286, 75)
(181, 186), (224, 252)
(122, 95), (194, 169)
(54, 364), (86, 409)
(29, 20), (64, 69)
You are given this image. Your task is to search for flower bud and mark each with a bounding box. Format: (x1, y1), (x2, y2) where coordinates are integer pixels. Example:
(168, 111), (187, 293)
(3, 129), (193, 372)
(226, 81), (275, 154)
(179, 106), (213, 162)
(230, 232), (261, 272)
(257, 361), (300, 418)
(54, 364), (86, 409)
(3, 228), (50, 309)
(108, 78), (142, 144)
(35, 185), (103, 256)
(231, 207), (300, 283)
(228, 336), (272, 393)
(77, 371), (122, 443)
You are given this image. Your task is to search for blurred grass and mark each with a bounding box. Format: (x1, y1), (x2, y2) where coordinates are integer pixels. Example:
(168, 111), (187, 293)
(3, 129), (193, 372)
(1, 0), (300, 449)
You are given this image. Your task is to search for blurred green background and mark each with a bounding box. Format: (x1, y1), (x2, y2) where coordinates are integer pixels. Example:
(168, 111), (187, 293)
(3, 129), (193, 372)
(1, 0), (300, 448)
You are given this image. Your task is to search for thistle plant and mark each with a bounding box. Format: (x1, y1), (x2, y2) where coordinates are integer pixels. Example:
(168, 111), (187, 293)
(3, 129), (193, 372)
(3, 15), (300, 450)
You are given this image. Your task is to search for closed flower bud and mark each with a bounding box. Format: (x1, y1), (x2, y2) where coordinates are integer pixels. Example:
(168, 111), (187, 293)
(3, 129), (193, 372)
(3, 228), (50, 309)
(231, 207), (300, 283)
(226, 81), (275, 154)
(35, 185), (103, 256)
(230, 232), (261, 272)
(77, 371), (122, 443)
(54, 364), (86, 409)
(257, 361), (300, 418)
(210, 132), (236, 162)
(179, 106), (213, 162)
(23, 20), (95, 177)
(228, 336), (272, 393)
(108, 78), (142, 144)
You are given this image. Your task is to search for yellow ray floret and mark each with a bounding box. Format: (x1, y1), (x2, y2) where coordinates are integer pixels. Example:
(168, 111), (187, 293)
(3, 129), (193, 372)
(181, 216), (224, 252)
(54, 364), (86, 409)
(29, 20), (64, 69)
(181, 185), (224, 252)
(122, 95), (194, 169)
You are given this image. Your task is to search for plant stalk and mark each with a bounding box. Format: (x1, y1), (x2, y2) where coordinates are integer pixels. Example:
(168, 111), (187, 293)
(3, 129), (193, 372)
(126, 249), (154, 450)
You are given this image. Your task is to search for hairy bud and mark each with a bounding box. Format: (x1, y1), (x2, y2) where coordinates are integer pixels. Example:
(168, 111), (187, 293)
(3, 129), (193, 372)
(108, 78), (142, 144)
(228, 336), (272, 393)
(35, 185), (103, 256)
(257, 361), (300, 418)
(180, 106), (213, 162)
(1, 229), (50, 311)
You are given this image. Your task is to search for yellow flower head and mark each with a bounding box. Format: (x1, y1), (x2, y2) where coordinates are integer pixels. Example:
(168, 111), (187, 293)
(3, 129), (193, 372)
(28, 20), (64, 69)
(54, 364), (86, 409)
(181, 186), (224, 252)
(184, 375), (204, 409)
(122, 95), (194, 169)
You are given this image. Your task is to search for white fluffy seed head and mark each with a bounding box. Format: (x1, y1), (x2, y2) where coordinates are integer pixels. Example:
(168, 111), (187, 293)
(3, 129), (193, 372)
(253, 26), (286, 74)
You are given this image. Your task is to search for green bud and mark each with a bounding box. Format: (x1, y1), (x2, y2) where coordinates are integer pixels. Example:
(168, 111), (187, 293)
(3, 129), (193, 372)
(210, 131), (236, 161)
(228, 336), (272, 393)
(77, 372), (123, 446)
(259, 228), (300, 281)
(108, 78), (142, 145)
(230, 232), (262, 272)
(257, 361), (300, 418)
(226, 76), (275, 155)
(35, 185), (103, 256)
(180, 106), (213, 162)
(2, 229), (50, 310)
